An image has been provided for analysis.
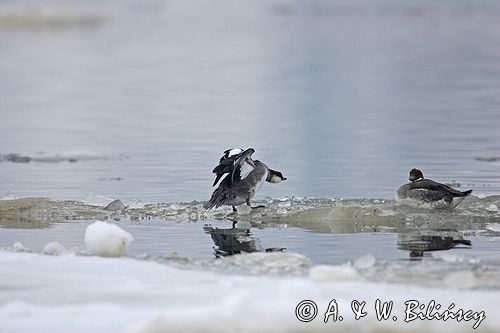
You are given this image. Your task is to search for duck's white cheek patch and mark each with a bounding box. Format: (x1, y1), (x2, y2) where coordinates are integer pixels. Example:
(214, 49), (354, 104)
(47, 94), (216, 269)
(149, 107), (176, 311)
(269, 175), (281, 183)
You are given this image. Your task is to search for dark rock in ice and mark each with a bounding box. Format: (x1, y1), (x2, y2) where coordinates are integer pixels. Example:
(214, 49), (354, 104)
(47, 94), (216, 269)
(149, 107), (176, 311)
(105, 199), (126, 211)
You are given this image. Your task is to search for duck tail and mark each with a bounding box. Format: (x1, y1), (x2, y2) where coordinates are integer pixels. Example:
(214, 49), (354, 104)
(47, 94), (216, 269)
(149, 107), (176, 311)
(203, 188), (228, 210)
(203, 199), (216, 210)
(203, 193), (219, 210)
(462, 189), (473, 196)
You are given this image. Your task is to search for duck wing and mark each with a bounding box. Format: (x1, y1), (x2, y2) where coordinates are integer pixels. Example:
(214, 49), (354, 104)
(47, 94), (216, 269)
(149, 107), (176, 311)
(212, 148), (255, 186)
(230, 150), (255, 183)
(410, 179), (467, 197)
(212, 158), (237, 186)
(233, 158), (256, 182)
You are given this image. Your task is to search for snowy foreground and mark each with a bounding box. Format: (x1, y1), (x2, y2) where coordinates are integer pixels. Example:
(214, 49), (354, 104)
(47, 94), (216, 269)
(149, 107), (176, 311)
(0, 251), (499, 333)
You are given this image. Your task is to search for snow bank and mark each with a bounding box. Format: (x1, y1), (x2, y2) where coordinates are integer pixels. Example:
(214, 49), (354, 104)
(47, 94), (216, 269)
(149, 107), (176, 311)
(0, 251), (499, 333)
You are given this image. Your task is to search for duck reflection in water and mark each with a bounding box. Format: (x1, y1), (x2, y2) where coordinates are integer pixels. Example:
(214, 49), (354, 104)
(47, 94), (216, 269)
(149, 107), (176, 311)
(203, 221), (285, 258)
(397, 229), (471, 258)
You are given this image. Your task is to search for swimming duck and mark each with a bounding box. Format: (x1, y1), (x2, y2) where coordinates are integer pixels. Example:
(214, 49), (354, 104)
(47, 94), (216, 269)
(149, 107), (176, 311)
(395, 168), (472, 209)
(204, 148), (286, 212)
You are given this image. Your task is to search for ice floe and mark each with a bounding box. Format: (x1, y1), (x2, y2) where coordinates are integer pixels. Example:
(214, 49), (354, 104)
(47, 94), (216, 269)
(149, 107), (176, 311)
(41, 241), (67, 255)
(84, 221), (133, 257)
(12, 241), (30, 252)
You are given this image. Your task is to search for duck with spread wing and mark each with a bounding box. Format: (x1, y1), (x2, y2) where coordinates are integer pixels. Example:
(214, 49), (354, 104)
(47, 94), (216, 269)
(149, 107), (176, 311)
(203, 148), (286, 212)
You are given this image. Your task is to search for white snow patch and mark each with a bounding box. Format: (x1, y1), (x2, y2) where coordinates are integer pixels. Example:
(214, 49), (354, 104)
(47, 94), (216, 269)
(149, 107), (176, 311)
(12, 241), (30, 252)
(127, 199), (148, 209)
(432, 252), (465, 263)
(217, 252), (311, 275)
(1, 192), (19, 200)
(353, 254), (376, 270)
(81, 194), (116, 207)
(0, 251), (498, 333)
(42, 241), (66, 255)
(378, 209), (397, 216)
(169, 203), (186, 210)
(309, 264), (360, 282)
(84, 221), (133, 257)
(486, 223), (500, 232)
(485, 204), (498, 213)
(444, 271), (477, 289)
(236, 204), (252, 214)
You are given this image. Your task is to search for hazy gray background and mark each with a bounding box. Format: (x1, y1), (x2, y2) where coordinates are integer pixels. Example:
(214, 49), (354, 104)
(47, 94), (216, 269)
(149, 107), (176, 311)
(1, 0), (499, 202)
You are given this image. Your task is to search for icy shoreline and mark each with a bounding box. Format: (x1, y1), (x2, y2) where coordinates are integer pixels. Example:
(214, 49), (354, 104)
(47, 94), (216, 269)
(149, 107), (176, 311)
(1, 195), (499, 227)
(0, 251), (499, 333)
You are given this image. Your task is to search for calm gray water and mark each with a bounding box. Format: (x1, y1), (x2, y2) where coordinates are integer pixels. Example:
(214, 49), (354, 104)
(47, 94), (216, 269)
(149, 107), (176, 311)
(1, 0), (500, 283)
(1, 0), (499, 202)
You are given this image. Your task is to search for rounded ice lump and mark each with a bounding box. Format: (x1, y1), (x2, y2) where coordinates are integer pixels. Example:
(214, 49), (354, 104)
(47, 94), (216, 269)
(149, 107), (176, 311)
(84, 221), (133, 257)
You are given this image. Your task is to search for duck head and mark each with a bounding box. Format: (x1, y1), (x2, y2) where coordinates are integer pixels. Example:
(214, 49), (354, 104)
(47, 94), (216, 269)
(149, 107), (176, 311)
(409, 168), (424, 182)
(267, 169), (287, 183)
